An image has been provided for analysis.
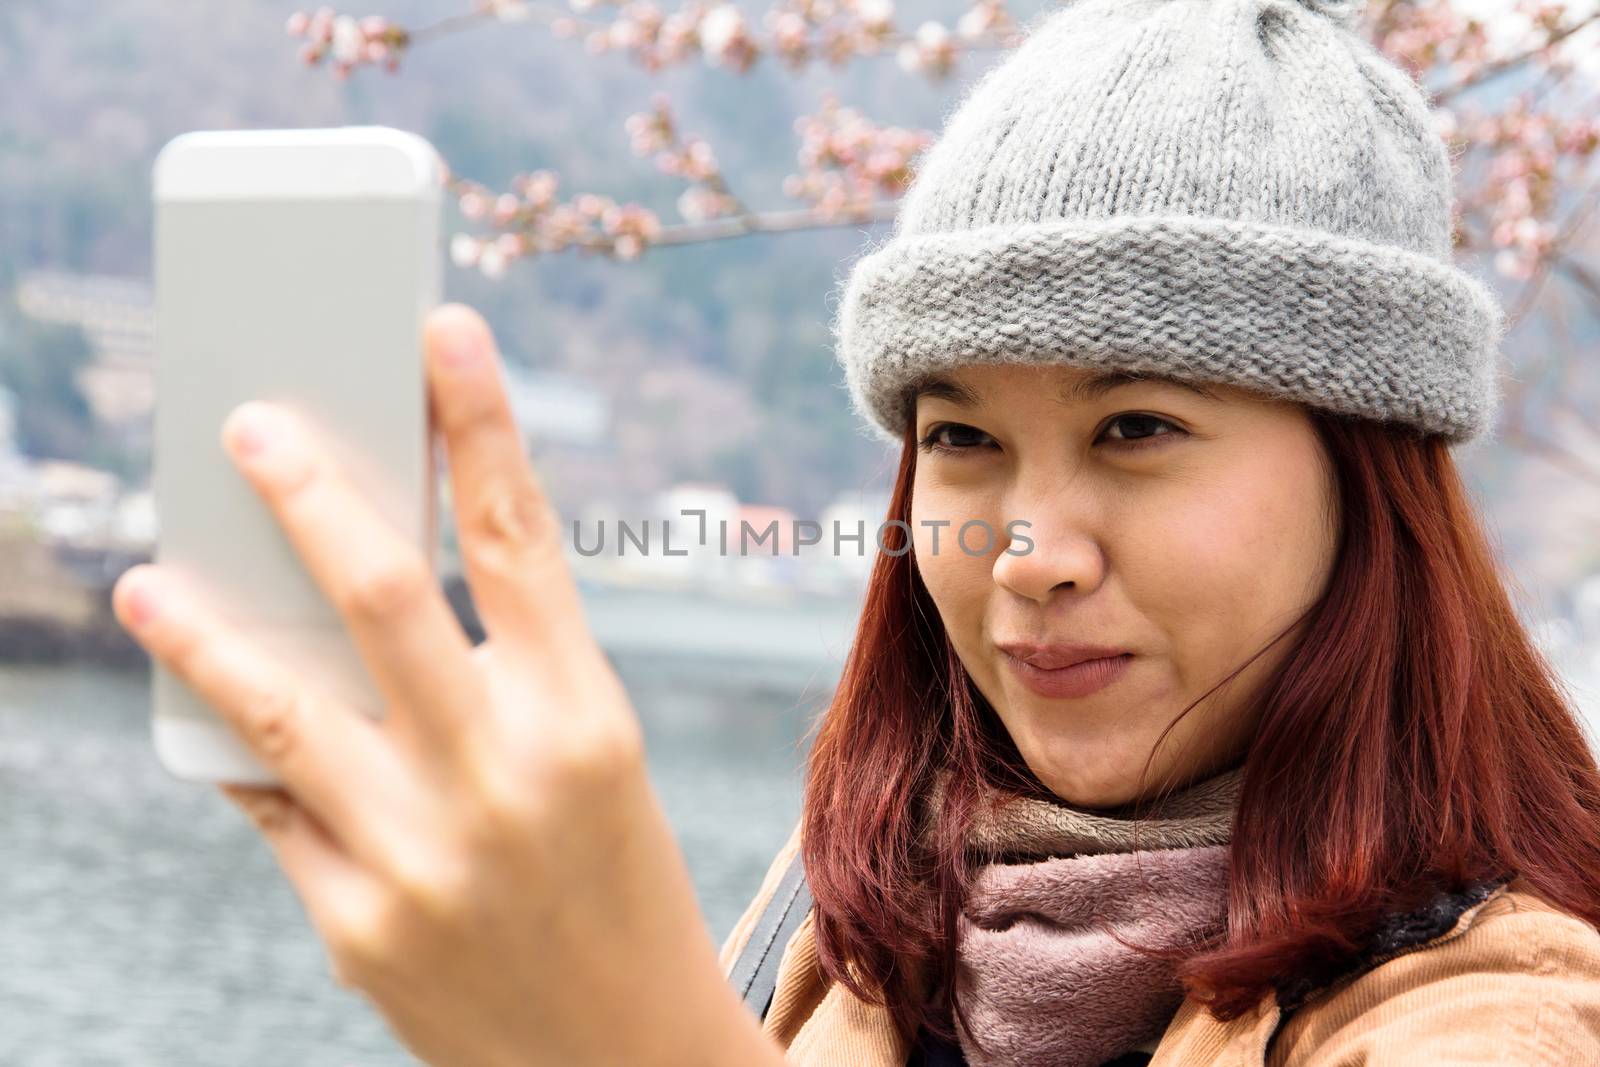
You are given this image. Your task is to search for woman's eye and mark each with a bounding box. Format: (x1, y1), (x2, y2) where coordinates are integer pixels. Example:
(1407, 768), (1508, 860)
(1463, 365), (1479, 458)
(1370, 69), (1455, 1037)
(917, 423), (994, 455)
(1099, 413), (1185, 449)
(917, 415), (1186, 455)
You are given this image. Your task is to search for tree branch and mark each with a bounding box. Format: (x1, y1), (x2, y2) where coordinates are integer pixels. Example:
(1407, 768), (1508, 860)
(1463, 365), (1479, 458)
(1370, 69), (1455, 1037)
(1498, 426), (1600, 491)
(1433, 8), (1600, 102)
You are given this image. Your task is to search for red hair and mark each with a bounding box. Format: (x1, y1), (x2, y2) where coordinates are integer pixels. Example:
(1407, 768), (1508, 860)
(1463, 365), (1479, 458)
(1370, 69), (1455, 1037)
(799, 411), (1600, 1051)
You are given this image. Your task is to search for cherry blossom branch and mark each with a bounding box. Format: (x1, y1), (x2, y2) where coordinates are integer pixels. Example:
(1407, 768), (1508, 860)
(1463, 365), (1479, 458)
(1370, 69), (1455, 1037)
(1500, 175), (1600, 327)
(1362, 0), (1600, 307)
(286, 9), (396, 75)
(1432, 7), (1600, 100)
(447, 92), (928, 274)
(1557, 253), (1600, 304)
(624, 93), (754, 223)
(288, 0), (1600, 293)
(287, 0), (1021, 81)
(446, 181), (899, 273)
(1436, 87), (1600, 289)
(1468, 168), (1599, 478)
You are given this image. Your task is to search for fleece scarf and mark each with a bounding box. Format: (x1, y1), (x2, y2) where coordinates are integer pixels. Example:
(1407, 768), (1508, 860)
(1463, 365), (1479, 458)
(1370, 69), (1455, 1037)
(937, 765), (1241, 1067)
(779, 764), (1242, 1067)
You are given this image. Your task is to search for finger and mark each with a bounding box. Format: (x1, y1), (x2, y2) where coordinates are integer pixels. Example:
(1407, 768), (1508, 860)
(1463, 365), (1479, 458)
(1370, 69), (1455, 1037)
(115, 562), (422, 868)
(219, 783), (388, 989)
(217, 399), (485, 753)
(423, 303), (589, 659)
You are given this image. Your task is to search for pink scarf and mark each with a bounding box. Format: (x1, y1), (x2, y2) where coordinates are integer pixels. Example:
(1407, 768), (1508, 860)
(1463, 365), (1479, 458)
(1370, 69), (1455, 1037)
(930, 765), (1240, 1066)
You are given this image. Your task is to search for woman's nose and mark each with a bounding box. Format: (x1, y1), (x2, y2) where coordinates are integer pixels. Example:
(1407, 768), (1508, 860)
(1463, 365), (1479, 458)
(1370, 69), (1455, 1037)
(990, 508), (1108, 605)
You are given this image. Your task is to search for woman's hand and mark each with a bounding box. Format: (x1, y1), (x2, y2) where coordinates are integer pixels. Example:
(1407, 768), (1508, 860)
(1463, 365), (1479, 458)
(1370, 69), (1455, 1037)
(110, 304), (781, 1067)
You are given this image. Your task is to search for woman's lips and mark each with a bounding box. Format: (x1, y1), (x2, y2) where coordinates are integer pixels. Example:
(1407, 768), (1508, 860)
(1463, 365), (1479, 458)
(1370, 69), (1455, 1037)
(1001, 650), (1134, 699)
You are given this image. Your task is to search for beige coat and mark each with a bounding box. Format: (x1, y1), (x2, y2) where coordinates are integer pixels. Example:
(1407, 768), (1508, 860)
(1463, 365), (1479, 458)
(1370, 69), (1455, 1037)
(719, 822), (1600, 1065)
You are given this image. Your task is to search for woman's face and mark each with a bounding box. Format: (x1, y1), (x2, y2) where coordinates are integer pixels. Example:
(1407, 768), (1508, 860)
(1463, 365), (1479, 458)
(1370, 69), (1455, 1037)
(910, 363), (1340, 809)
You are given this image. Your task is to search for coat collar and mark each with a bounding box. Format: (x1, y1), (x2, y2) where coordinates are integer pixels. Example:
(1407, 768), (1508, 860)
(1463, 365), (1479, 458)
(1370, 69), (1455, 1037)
(1146, 873), (1518, 1067)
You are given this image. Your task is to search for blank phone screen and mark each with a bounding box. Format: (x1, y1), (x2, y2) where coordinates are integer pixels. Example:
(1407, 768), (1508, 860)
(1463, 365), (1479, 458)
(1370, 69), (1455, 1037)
(153, 193), (440, 738)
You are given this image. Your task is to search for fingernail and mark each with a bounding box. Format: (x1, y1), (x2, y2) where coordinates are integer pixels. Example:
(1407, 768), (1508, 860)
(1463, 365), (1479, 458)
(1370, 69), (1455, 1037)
(228, 787), (291, 832)
(440, 325), (485, 369)
(223, 402), (282, 463)
(121, 570), (160, 628)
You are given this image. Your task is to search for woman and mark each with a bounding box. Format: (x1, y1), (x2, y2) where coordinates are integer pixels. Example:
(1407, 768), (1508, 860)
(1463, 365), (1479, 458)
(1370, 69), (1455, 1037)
(113, 1), (1600, 1066)
(720, 0), (1600, 1061)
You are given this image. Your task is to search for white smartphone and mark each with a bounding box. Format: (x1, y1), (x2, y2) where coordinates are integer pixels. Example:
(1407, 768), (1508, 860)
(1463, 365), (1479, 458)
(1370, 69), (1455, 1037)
(150, 126), (443, 785)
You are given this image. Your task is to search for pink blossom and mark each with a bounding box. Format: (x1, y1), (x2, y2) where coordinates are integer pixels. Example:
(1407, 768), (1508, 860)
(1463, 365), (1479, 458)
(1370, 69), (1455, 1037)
(449, 234), (482, 268)
(677, 186), (736, 222)
(855, 0), (893, 33)
(482, 0), (533, 21)
(478, 242), (509, 279)
(614, 234), (644, 260)
(700, 4), (755, 69)
(898, 19), (955, 76)
(608, 18), (643, 49)
(493, 193), (522, 224)
(330, 15), (364, 62)
(519, 170), (560, 206)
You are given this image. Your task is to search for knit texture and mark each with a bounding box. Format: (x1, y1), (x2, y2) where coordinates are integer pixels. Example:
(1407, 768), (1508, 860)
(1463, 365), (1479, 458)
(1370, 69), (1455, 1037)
(832, 0), (1506, 448)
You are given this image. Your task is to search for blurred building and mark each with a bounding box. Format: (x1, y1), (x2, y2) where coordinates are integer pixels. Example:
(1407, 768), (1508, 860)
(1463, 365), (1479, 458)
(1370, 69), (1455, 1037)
(15, 269), (155, 428)
(502, 364), (609, 447)
(815, 489), (891, 592)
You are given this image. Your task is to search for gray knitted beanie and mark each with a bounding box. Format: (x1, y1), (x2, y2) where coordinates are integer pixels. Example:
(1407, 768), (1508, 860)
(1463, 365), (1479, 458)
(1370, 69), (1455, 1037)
(832, 0), (1506, 448)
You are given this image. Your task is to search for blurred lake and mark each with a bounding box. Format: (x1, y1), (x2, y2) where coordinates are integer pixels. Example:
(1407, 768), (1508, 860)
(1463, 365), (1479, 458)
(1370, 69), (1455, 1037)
(0, 651), (827, 1066)
(5, 580), (1598, 1067)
